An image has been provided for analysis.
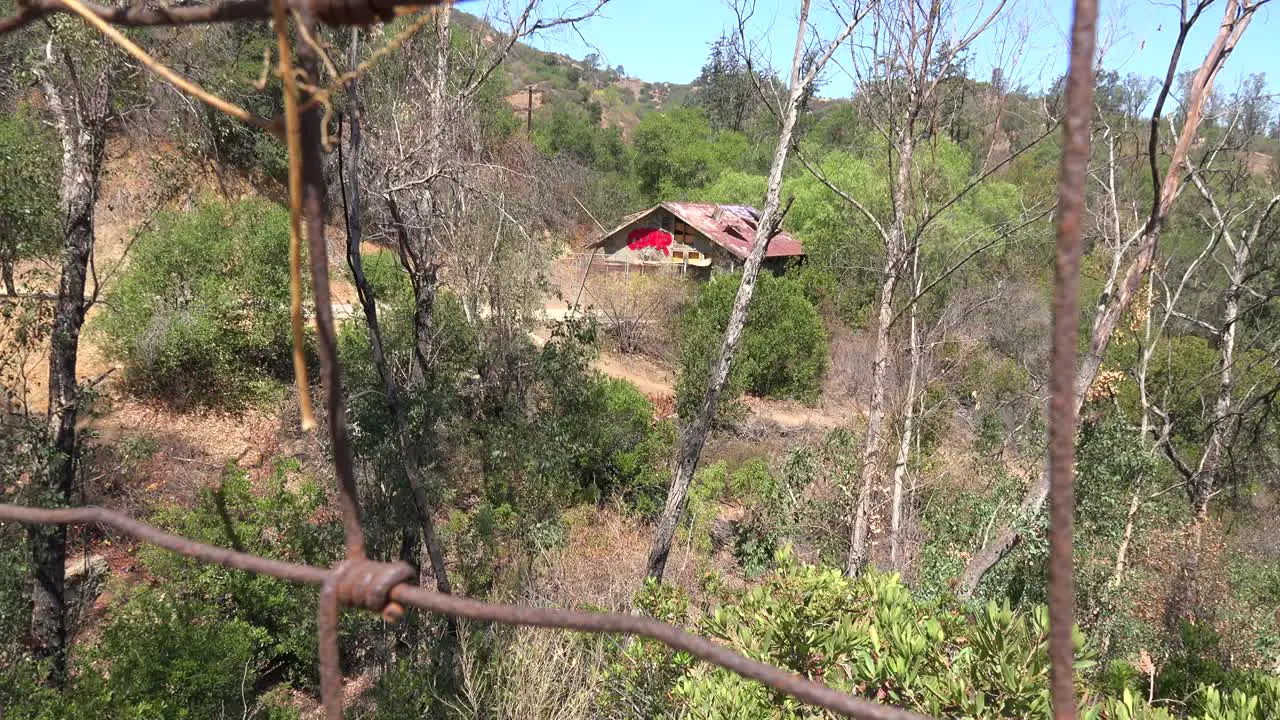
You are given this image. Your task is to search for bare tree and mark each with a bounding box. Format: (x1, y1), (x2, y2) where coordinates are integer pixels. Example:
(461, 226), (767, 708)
(29, 31), (113, 685)
(797, 0), (1041, 577)
(644, 0), (872, 582)
(957, 0), (1268, 598)
(340, 30), (452, 596)
(888, 243), (921, 570)
(587, 271), (688, 356)
(339, 0), (608, 584)
(1164, 154), (1279, 616)
(362, 1), (607, 381)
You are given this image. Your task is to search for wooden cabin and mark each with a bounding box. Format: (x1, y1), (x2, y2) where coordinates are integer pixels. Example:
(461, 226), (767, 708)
(587, 202), (804, 277)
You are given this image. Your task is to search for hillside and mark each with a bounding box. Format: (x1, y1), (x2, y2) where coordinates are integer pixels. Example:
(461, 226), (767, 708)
(458, 10), (696, 138)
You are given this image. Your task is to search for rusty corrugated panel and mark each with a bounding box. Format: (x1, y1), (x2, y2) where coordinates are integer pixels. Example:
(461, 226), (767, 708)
(663, 201), (804, 259)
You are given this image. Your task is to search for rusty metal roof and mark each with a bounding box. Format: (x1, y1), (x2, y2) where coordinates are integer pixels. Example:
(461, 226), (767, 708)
(590, 202), (804, 260)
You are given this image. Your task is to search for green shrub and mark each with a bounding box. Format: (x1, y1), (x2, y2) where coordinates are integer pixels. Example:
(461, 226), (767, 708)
(598, 580), (695, 719)
(96, 198), (299, 407)
(594, 378), (675, 517)
(675, 554), (1089, 718)
(93, 586), (271, 720)
(0, 462), (326, 719)
(632, 107), (760, 197)
(654, 555), (1280, 720)
(487, 363), (673, 519)
(0, 661), (123, 720)
(676, 272), (828, 420)
(141, 461), (344, 684)
(533, 103), (632, 173)
(686, 458), (784, 574)
(0, 109), (60, 287)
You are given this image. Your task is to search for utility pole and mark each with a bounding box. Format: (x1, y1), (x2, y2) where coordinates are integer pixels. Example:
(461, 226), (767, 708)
(526, 85), (533, 135)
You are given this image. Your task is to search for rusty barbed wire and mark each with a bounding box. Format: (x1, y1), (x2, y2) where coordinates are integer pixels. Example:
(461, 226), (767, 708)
(1047, 0), (1097, 718)
(0, 0), (1100, 717)
(0, 503), (930, 720)
(0, 0), (435, 33)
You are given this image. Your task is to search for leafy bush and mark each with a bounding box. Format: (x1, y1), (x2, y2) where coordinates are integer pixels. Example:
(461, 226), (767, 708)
(676, 272), (828, 419)
(689, 170), (767, 206)
(0, 462), (324, 719)
(92, 586), (272, 719)
(141, 461), (344, 684)
(533, 103), (632, 173)
(675, 555), (1090, 718)
(598, 580), (695, 719)
(632, 107), (760, 197)
(688, 458), (785, 574)
(481, 339), (674, 521)
(0, 109), (60, 290)
(97, 198), (299, 407)
(592, 378), (675, 516)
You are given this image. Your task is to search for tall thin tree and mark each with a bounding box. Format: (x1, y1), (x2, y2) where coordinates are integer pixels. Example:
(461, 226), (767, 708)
(645, 0), (873, 582)
(29, 33), (112, 685)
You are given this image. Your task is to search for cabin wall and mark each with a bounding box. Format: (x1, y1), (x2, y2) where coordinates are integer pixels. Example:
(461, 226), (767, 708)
(594, 208), (803, 279)
(597, 209), (719, 272)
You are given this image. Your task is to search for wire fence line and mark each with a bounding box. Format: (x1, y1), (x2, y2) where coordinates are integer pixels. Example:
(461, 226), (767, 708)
(0, 0), (1098, 718)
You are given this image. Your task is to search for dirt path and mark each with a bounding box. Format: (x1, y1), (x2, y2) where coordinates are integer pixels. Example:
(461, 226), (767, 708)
(595, 350), (674, 397)
(589, 343), (856, 432)
(533, 289), (859, 432)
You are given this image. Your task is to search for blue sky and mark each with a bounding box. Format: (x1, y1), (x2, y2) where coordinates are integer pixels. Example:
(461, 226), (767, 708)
(514, 0), (1277, 99)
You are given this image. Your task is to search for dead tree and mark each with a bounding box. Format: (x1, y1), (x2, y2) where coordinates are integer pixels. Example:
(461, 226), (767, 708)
(957, 0), (1267, 599)
(368, 0), (607, 386)
(340, 30), (452, 596)
(796, 0), (1033, 576)
(1166, 157), (1279, 617)
(645, 0), (872, 582)
(29, 33), (112, 685)
(888, 243), (921, 570)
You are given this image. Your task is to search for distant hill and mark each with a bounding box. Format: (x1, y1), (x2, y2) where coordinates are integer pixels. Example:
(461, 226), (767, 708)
(454, 10), (696, 138)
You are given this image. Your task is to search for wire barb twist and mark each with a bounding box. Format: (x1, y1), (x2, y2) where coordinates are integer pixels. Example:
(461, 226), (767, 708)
(318, 558), (415, 719)
(332, 557), (415, 619)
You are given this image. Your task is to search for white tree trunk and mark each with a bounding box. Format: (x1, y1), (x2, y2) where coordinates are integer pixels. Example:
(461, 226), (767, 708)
(848, 125), (913, 578)
(30, 41), (108, 686)
(889, 247), (922, 571)
(646, 0), (868, 581)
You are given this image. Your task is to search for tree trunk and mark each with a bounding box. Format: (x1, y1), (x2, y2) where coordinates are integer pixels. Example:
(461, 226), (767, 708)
(1108, 483), (1143, 594)
(848, 265), (897, 576)
(646, 0), (830, 582)
(30, 44), (107, 685)
(889, 248), (922, 571)
(848, 125), (913, 578)
(341, 30), (451, 596)
(1171, 218), (1243, 621)
(955, 0), (1259, 598)
(646, 164), (794, 583)
(1, 255), (15, 295)
(399, 3), (450, 387)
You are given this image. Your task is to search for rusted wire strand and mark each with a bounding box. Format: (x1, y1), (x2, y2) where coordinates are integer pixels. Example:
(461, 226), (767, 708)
(51, 0), (279, 136)
(272, 0), (318, 433)
(294, 7), (368, 561)
(1046, 0), (1098, 718)
(0, 502), (928, 720)
(0, 0), (438, 32)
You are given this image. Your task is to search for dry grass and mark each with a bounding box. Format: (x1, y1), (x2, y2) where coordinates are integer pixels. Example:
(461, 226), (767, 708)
(446, 622), (607, 720)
